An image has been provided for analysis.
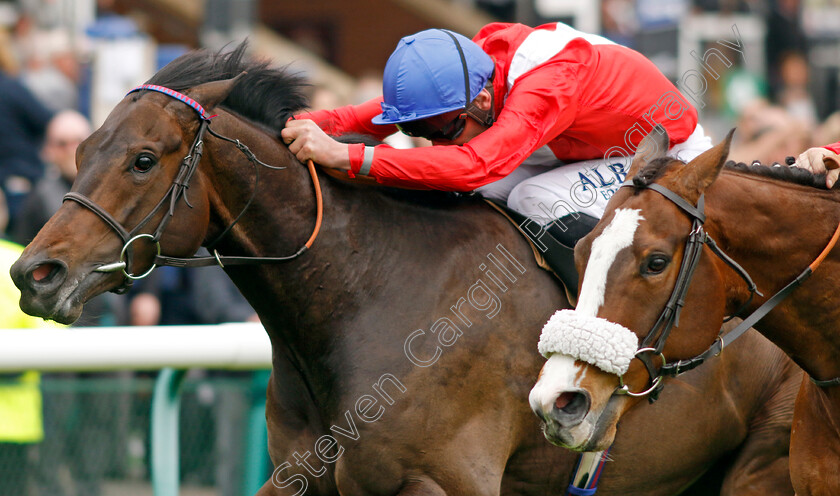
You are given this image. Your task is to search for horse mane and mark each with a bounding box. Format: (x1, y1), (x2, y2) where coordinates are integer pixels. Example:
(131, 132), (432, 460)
(145, 42), (309, 133)
(630, 156), (830, 190)
(723, 161), (829, 189)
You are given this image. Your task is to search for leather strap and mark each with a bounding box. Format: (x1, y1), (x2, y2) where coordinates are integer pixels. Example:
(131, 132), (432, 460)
(71, 85), (325, 289)
(659, 267), (812, 377)
(64, 192), (131, 243)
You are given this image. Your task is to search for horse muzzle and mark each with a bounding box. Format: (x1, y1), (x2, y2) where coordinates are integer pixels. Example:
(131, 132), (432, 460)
(530, 310), (643, 450)
(530, 383), (623, 451)
(11, 255), (88, 324)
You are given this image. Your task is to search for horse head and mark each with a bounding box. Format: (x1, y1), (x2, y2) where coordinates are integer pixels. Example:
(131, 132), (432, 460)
(10, 74), (242, 324)
(529, 126), (736, 451)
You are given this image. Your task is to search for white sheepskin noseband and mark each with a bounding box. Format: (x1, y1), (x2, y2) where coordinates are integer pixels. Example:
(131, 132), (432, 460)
(538, 309), (639, 376)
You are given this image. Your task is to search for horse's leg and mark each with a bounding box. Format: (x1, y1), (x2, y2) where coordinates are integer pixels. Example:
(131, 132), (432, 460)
(789, 378), (840, 496)
(720, 352), (800, 496)
(258, 370), (340, 496)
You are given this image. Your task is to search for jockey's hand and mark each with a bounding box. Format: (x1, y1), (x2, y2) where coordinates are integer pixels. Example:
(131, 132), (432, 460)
(281, 119), (351, 171)
(794, 147), (840, 188)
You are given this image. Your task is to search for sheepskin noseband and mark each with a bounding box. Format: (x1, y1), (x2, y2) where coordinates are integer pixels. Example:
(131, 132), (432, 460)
(538, 309), (639, 376)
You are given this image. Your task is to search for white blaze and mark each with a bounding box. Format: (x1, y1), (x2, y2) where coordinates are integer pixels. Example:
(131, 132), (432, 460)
(529, 354), (586, 414)
(531, 209), (643, 413)
(576, 208), (643, 316)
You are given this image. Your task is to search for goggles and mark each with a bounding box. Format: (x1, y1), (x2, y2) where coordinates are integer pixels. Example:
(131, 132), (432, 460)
(396, 111), (467, 141)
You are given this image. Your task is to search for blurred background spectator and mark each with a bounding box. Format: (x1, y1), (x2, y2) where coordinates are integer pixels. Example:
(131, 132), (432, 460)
(6, 0), (840, 493)
(17, 27), (82, 112)
(0, 33), (53, 234)
(776, 50), (817, 128)
(13, 110), (89, 246)
(310, 83), (348, 112)
(766, 0), (807, 99)
(729, 98), (811, 163)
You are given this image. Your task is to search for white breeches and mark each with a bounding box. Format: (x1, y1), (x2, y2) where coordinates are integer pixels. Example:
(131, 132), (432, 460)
(477, 124), (712, 223)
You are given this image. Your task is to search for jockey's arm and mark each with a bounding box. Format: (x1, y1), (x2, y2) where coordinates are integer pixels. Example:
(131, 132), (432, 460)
(295, 97), (397, 142)
(284, 98), (398, 185)
(794, 143), (840, 188)
(283, 62), (580, 191)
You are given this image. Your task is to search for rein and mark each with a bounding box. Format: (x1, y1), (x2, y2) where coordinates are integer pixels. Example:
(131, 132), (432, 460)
(65, 84), (323, 292)
(620, 179), (840, 399)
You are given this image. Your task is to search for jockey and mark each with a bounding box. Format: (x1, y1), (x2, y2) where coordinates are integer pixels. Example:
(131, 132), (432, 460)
(282, 23), (711, 286)
(794, 143), (840, 188)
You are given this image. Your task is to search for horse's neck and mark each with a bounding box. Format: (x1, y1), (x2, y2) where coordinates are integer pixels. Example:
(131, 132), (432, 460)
(197, 117), (388, 413)
(707, 171), (840, 380)
(200, 113), (487, 342)
(200, 116), (347, 320)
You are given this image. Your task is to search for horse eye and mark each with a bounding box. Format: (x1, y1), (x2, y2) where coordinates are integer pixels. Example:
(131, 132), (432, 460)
(643, 254), (670, 275)
(134, 154), (157, 172)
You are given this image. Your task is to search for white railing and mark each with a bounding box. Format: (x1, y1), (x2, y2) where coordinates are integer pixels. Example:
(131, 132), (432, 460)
(0, 323), (272, 372)
(0, 322), (273, 496)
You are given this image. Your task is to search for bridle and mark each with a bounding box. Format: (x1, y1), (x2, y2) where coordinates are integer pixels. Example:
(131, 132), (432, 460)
(616, 179), (840, 402)
(64, 84), (323, 293)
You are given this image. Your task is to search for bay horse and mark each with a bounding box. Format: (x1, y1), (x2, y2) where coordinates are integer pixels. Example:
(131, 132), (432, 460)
(528, 127), (840, 495)
(10, 45), (799, 495)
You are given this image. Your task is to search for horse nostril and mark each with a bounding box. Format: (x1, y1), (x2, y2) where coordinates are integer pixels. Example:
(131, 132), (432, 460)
(555, 392), (576, 410)
(32, 264), (56, 282)
(551, 391), (590, 426)
(27, 262), (67, 288)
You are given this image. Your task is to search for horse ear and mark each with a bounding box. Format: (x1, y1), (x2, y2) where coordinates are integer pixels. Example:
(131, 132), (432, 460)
(186, 72), (247, 112)
(676, 128), (735, 197)
(625, 124), (670, 180)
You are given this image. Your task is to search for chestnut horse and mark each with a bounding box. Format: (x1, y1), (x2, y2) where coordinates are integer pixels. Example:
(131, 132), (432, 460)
(11, 46), (799, 495)
(529, 127), (840, 495)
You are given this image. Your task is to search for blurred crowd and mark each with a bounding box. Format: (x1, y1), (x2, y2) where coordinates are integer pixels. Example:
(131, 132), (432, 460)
(2, 0), (840, 493)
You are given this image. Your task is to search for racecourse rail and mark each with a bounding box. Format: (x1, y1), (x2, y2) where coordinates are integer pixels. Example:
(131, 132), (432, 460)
(0, 322), (272, 496)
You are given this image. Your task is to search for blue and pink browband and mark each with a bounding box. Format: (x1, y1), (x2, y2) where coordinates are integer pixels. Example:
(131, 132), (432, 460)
(127, 84), (215, 121)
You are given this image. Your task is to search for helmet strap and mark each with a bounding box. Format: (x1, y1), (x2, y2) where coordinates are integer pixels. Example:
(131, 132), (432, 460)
(439, 29), (472, 106)
(466, 78), (496, 127)
(440, 29), (496, 128)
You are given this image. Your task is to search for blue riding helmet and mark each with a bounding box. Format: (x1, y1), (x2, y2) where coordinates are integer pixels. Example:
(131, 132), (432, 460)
(372, 29), (495, 125)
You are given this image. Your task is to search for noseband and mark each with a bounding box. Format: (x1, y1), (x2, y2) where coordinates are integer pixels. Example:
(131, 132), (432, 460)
(620, 179), (840, 401)
(64, 84), (323, 293)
